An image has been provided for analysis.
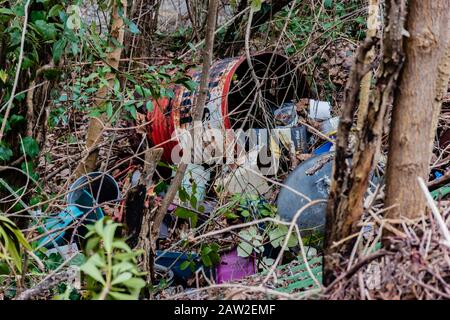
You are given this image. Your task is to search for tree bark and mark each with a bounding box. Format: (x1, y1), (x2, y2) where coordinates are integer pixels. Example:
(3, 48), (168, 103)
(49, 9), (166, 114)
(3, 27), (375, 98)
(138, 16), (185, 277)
(74, 0), (127, 178)
(385, 0), (450, 221)
(131, 148), (163, 286)
(323, 0), (407, 285)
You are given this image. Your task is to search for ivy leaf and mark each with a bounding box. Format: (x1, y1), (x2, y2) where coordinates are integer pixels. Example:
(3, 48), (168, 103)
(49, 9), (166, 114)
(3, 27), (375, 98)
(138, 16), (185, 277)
(174, 207), (198, 227)
(268, 228), (284, 248)
(237, 241), (253, 257)
(22, 137), (39, 158)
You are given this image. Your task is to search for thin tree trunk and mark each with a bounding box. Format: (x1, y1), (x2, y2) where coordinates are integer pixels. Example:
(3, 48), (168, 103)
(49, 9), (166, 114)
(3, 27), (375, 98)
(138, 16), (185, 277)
(74, 0), (127, 178)
(134, 148), (163, 286)
(323, 0), (407, 285)
(385, 0), (450, 221)
(151, 0), (220, 241)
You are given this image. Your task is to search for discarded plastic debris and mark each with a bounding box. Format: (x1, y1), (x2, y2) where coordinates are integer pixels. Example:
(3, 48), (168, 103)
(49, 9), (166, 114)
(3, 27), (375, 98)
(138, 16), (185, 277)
(274, 126), (309, 153)
(260, 256), (323, 293)
(37, 173), (120, 249)
(219, 167), (270, 196)
(154, 263), (174, 286)
(216, 248), (256, 284)
(274, 102), (298, 127)
(155, 250), (214, 283)
(313, 141), (334, 155)
(68, 172), (120, 207)
(320, 116), (339, 136)
(431, 185), (450, 200)
(180, 164), (210, 204)
(276, 152), (333, 235)
(216, 148), (270, 196)
(44, 243), (79, 257)
(37, 191), (104, 248)
(308, 99), (332, 121)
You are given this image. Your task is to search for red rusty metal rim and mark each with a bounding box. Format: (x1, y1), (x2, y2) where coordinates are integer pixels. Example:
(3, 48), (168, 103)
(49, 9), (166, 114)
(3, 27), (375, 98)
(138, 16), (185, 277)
(147, 51), (301, 163)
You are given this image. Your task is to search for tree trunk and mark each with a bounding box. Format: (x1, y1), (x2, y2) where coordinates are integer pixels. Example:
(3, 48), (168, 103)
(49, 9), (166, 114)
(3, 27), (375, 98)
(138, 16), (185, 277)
(74, 0), (127, 178)
(385, 0), (450, 221)
(323, 0), (407, 285)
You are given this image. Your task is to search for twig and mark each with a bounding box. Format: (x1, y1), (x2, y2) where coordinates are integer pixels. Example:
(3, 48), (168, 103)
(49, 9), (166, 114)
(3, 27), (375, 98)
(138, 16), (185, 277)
(418, 177), (450, 247)
(0, 0), (31, 142)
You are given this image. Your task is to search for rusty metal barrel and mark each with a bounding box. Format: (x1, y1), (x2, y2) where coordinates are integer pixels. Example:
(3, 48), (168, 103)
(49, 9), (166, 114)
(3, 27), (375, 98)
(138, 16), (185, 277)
(148, 52), (311, 162)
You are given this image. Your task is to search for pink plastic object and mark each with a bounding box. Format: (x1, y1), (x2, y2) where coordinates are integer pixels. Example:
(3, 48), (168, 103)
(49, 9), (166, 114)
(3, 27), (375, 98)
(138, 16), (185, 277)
(216, 249), (256, 284)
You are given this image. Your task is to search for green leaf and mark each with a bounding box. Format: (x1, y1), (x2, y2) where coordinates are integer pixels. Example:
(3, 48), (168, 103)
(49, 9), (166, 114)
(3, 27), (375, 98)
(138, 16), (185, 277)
(0, 8), (13, 15)
(210, 252), (220, 265)
(189, 195), (197, 209)
(34, 20), (57, 40)
(108, 291), (136, 300)
(324, 0), (333, 9)
(237, 242), (253, 257)
(174, 207), (198, 227)
(201, 254), (212, 267)
(69, 253), (86, 266)
(103, 222), (118, 254)
(80, 258), (106, 285)
(180, 260), (191, 271)
(0, 69), (7, 83)
(251, 0), (262, 12)
(241, 209), (250, 218)
(201, 246), (212, 256)
(52, 38), (67, 62)
(124, 105), (137, 119)
(269, 228), (284, 248)
(48, 4), (63, 17)
(145, 100), (154, 112)
(22, 137), (39, 158)
(178, 187), (189, 202)
(106, 101), (113, 119)
(111, 272), (132, 285)
(122, 277), (146, 290)
(0, 144), (12, 161)
(134, 85), (144, 97)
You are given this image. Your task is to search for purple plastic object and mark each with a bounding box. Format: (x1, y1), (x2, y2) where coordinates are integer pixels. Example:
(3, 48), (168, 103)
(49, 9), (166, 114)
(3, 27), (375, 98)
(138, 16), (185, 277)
(216, 249), (256, 284)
